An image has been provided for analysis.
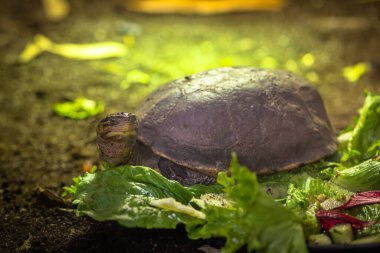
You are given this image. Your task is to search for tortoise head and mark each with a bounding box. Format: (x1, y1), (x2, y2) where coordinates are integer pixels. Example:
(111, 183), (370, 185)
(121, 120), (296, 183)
(96, 112), (137, 167)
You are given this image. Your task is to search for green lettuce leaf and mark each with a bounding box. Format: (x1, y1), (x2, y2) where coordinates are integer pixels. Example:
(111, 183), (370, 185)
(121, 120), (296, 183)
(342, 91), (380, 164)
(53, 97), (104, 119)
(187, 154), (308, 253)
(332, 158), (380, 192)
(74, 165), (221, 228)
(348, 204), (380, 237)
(73, 156), (308, 253)
(279, 174), (353, 236)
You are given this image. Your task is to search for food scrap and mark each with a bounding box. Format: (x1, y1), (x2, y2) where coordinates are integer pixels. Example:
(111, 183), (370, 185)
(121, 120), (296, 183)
(18, 34), (127, 63)
(53, 97), (104, 119)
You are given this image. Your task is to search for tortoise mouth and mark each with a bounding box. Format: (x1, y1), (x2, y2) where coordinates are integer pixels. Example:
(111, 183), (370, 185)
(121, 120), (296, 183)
(97, 112), (137, 139)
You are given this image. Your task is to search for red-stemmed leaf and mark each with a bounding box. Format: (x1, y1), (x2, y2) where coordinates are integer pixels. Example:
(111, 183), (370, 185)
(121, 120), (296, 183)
(335, 190), (380, 210)
(316, 210), (375, 232)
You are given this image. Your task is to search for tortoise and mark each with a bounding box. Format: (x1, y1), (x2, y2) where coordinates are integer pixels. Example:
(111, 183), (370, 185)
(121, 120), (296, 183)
(96, 67), (338, 185)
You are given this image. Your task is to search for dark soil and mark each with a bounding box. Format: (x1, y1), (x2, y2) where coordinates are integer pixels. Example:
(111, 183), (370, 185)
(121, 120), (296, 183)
(1, 0), (380, 252)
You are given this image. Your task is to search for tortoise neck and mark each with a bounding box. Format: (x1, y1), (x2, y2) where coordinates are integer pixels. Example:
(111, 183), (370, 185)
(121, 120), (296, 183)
(97, 131), (136, 167)
(96, 112), (138, 167)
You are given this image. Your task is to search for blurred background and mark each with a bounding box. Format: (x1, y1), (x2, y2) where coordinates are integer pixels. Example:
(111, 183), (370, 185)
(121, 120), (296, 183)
(0, 0), (380, 252)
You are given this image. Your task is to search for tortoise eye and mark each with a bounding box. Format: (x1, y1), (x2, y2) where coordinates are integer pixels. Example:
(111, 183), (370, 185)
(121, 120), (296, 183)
(110, 118), (118, 125)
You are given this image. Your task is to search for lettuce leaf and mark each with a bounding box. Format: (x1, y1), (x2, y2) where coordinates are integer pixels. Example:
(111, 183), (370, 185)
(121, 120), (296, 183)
(341, 91), (380, 165)
(187, 155), (307, 253)
(348, 204), (380, 237)
(73, 156), (308, 253)
(53, 97), (104, 119)
(74, 165), (221, 228)
(283, 176), (353, 235)
(332, 158), (380, 192)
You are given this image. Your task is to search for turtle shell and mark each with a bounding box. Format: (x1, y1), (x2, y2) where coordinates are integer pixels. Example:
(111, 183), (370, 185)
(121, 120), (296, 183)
(135, 67), (338, 176)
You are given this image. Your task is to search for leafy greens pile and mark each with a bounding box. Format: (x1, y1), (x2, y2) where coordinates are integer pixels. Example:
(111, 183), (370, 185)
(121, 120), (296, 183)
(72, 155), (307, 253)
(67, 92), (380, 252)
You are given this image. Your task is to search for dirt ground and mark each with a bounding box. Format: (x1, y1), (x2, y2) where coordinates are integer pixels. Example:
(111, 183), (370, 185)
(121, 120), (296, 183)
(1, 0), (380, 252)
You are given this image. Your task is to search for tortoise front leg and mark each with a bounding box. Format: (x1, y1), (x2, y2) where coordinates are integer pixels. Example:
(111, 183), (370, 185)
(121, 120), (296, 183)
(158, 158), (215, 186)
